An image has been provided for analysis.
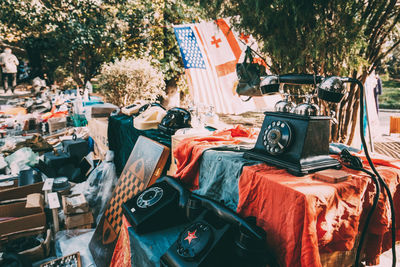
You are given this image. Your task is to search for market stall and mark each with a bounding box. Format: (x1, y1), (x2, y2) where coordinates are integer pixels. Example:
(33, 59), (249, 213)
(109, 132), (400, 267)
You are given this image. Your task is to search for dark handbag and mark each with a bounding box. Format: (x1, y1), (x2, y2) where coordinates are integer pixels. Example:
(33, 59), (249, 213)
(62, 135), (88, 163)
(235, 47), (265, 97)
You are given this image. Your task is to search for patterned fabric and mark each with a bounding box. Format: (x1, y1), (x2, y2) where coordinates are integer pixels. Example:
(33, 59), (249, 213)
(110, 217), (132, 267)
(104, 176), (145, 233)
(173, 18), (270, 114)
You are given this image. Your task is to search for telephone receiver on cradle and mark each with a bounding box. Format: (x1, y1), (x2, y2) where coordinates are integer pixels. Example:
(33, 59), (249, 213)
(158, 107), (192, 135)
(122, 176), (269, 267)
(239, 73), (350, 175)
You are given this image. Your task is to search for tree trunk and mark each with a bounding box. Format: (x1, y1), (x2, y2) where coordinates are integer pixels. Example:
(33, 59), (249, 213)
(72, 53), (83, 86)
(346, 70), (368, 145)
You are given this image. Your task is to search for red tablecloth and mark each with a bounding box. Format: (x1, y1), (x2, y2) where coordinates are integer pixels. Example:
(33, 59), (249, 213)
(237, 163), (400, 267)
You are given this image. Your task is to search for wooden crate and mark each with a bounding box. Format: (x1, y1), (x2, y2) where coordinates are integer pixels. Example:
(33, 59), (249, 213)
(48, 117), (67, 133)
(88, 118), (109, 157)
(390, 116), (400, 134)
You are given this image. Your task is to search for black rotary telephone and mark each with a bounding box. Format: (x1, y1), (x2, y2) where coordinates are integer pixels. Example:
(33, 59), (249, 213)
(122, 176), (269, 267)
(158, 107), (191, 135)
(241, 74), (345, 176)
(122, 178), (187, 233)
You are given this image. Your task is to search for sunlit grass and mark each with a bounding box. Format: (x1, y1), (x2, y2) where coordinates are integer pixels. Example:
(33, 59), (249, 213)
(379, 80), (400, 109)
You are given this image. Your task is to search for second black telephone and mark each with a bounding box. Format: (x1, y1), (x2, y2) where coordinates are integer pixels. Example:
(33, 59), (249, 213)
(122, 176), (271, 267)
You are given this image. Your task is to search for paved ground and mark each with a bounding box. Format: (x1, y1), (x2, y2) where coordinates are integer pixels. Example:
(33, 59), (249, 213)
(378, 109), (400, 135)
(371, 111), (400, 265)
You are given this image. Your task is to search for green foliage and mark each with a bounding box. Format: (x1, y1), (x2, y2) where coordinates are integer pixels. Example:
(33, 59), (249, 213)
(121, 0), (206, 84)
(97, 57), (166, 106)
(198, 0), (377, 75)
(0, 0), (206, 89)
(382, 79), (400, 88)
(0, 0), (128, 84)
(384, 46), (400, 79)
(379, 80), (400, 109)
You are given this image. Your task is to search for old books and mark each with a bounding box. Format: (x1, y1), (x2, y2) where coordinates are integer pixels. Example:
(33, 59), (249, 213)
(313, 169), (352, 183)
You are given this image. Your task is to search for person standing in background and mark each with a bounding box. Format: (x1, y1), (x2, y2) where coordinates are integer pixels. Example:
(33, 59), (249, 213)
(0, 48), (19, 94)
(373, 72), (382, 113)
(18, 59), (30, 82)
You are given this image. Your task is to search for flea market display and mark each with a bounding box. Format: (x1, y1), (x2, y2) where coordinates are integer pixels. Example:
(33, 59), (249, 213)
(0, 43), (399, 267)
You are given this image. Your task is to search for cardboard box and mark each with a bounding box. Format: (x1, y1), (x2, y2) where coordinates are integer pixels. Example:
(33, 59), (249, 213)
(88, 118), (109, 157)
(390, 116), (400, 134)
(0, 177), (18, 191)
(19, 228), (51, 262)
(0, 182), (44, 202)
(62, 194), (89, 215)
(48, 117), (67, 133)
(65, 212), (93, 229)
(168, 132), (210, 175)
(0, 201), (46, 240)
(67, 223), (93, 230)
(26, 193), (45, 209)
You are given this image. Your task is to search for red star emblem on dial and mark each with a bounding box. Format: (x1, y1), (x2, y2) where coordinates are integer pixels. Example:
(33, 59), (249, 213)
(184, 230), (198, 244)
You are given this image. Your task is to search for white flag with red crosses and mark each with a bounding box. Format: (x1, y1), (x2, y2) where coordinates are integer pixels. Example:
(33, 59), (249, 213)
(174, 18), (273, 114)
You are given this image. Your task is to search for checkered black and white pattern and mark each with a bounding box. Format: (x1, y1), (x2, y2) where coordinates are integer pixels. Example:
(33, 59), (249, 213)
(104, 171), (146, 233)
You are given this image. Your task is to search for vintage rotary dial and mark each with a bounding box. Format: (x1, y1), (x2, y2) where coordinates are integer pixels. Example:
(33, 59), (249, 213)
(137, 187), (164, 209)
(262, 120), (292, 155)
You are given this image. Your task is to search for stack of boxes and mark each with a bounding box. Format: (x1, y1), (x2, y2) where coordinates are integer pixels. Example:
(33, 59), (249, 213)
(62, 193), (93, 229)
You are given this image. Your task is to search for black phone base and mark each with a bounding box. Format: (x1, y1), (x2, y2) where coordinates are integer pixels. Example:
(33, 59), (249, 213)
(249, 112), (343, 176)
(244, 151), (342, 176)
(161, 211), (233, 267)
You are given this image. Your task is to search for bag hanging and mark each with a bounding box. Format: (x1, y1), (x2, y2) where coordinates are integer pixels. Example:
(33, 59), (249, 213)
(235, 47), (265, 97)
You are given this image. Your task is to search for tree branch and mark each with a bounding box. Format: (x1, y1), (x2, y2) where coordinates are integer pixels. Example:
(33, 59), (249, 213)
(0, 40), (25, 53)
(374, 38), (400, 64)
(366, 0), (397, 58)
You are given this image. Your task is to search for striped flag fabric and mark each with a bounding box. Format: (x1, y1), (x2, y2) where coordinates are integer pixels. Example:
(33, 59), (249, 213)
(174, 18), (274, 114)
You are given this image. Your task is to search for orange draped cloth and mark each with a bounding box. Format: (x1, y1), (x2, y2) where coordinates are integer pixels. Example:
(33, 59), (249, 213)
(237, 163), (400, 267)
(110, 216), (132, 267)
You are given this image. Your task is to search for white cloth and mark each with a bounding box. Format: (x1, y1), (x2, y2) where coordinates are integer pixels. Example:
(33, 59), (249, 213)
(32, 77), (46, 88)
(0, 51), (19, 73)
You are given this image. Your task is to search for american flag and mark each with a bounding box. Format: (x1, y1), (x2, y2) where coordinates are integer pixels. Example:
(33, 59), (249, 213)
(174, 18), (272, 114)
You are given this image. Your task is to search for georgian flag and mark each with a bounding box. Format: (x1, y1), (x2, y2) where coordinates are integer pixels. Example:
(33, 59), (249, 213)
(174, 18), (272, 114)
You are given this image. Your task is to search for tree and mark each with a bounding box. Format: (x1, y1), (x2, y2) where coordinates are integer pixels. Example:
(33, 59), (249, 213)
(0, 0), (206, 94)
(0, 0), (128, 85)
(197, 0), (400, 144)
(121, 0), (206, 93)
(384, 36), (400, 79)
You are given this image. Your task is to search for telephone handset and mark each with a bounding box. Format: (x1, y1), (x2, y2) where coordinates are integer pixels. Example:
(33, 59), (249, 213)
(158, 107), (192, 135)
(122, 176), (268, 267)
